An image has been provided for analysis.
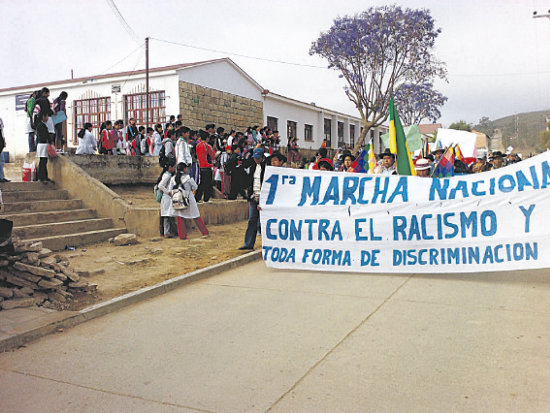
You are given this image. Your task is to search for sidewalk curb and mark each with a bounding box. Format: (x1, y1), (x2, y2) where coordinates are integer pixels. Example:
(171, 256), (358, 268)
(0, 250), (262, 353)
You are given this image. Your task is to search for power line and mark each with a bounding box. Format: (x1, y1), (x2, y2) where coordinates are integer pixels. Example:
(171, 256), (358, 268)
(150, 37), (327, 69)
(105, 0), (140, 42)
(95, 43), (144, 78)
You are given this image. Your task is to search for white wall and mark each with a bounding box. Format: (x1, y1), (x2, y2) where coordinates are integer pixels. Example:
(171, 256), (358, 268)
(177, 60), (263, 102)
(263, 95), (364, 151)
(0, 72), (180, 157)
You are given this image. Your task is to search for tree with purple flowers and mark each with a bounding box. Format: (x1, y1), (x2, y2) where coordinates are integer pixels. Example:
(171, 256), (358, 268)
(310, 5), (447, 153)
(393, 82), (447, 126)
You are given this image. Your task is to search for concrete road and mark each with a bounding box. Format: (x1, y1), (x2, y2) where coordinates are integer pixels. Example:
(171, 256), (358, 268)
(1, 261), (550, 412)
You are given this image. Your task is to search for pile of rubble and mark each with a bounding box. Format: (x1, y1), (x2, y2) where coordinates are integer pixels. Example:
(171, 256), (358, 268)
(0, 240), (97, 311)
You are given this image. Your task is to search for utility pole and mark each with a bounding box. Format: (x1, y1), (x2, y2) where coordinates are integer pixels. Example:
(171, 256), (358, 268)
(145, 37), (150, 129)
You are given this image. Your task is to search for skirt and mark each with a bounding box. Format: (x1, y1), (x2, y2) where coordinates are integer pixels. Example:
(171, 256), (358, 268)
(36, 143), (49, 158)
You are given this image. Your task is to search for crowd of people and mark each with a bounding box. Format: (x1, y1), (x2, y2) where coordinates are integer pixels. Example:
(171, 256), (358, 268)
(19, 89), (529, 247)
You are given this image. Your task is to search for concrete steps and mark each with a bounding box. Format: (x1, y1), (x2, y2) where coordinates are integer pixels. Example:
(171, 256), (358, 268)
(1, 182), (126, 250)
(27, 228), (127, 251)
(13, 218), (115, 239)
(2, 189), (69, 203)
(2, 199), (83, 214)
(1, 209), (97, 226)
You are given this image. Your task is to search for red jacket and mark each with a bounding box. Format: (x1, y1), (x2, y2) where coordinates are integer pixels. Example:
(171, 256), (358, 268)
(196, 140), (216, 168)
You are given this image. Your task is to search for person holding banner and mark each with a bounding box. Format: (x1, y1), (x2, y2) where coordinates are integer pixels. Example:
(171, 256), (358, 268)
(238, 147), (266, 250)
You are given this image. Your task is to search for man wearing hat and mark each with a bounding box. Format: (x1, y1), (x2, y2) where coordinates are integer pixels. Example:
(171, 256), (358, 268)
(373, 149), (396, 175)
(415, 158), (431, 177)
(239, 147), (266, 250)
(431, 143), (445, 162)
(489, 151), (505, 170)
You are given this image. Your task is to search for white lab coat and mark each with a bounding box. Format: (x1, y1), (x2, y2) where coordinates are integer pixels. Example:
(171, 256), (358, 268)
(75, 130), (97, 155)
(169, 174), (200, 219)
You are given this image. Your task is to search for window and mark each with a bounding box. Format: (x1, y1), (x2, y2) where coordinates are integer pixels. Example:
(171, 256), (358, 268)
(124, 91), (166, 127)
(73, 97), (111, 145)
(324, 118), (332, 147)
(304, 124), (313, 141)
(267, 116), (278, 132)
(287, 120), (297, 140)
(350, 125), (355, 148)
(338, 121), (344, 146)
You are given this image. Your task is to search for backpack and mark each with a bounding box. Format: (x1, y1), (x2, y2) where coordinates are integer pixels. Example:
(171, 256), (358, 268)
(153, 184), (163, 202)
(140, 136), (148, 155)
(158, 143), (166, 166)
(171, 175), (191, 210)
(98, 129), (108, 155)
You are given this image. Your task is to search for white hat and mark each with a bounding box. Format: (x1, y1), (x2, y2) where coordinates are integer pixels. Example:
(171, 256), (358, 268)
(415, 158), (431, 171)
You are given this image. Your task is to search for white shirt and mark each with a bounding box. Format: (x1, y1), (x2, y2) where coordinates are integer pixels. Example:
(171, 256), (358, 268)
(253, 164), (262, 198)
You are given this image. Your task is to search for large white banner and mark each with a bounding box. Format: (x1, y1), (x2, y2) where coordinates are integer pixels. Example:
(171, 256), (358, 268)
(259, 152), (550, 273)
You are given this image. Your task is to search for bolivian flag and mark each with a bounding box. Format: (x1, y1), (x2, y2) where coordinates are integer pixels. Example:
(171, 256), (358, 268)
(389, 94), (416, 176)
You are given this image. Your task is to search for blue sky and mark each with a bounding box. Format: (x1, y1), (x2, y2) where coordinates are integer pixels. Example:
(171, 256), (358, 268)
(1, 0), (549, 127)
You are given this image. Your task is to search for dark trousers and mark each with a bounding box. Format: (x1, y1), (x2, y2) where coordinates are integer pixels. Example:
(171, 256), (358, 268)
(195, 168), (213, 202)
(243, 200), (260, 248)
(38, 157), (48, 181)
(55, 123), (64, 149)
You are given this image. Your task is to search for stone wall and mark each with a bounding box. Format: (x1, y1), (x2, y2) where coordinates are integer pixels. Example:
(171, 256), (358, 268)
(68, 155), (162, 185)
(179, 81), (263, 132)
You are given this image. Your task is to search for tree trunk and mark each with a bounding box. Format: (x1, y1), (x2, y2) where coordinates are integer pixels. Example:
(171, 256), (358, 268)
(352, 122), (373, 155)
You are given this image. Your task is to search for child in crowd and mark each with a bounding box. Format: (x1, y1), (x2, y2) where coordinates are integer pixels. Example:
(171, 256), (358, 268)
(157, 155), (177, 238)
(170, 163), (209, 240)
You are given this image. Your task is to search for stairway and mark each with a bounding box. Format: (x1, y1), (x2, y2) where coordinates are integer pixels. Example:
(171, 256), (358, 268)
(0, 182), (126, 250)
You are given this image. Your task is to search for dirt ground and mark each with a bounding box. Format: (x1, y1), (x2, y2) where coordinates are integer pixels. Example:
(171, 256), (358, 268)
(56, 220), (257, 310)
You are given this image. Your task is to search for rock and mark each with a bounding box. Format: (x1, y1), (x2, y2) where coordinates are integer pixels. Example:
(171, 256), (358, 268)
(5, 274), (38, 289)
(20, 287), (34, 295)
(14, 241), (42, 253)
(54, 272), (67, 281)
(8, 255), (22, 262)
(68, 280), (88, 289)
(150, 237), (163, 242)
(25, 252), (40, 265)
(94, 257), (112, 264)
(60, 267), (79, 282)
(76, 270), (90, 277)
(1, 297), (36, 310)
(149, 247), (163, 255)
(13, 262), (56, 279)
(108, 237), (115, 243)
(38, 278), (64, 289)
(113, 233), (138, 246)
(40, 256), (57, 267)
(33, 292), (48, 301)
(13, 288), (30, 298)
(38, 248), (53, 258)
(9, 270), (41, 284)
(0, 287), (13, 298)
(0, 260), (9, 267)
(55, 289), (73, 299)
(48, 291), (67, 303)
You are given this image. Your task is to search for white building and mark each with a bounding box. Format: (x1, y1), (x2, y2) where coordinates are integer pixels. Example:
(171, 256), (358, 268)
(0, 58), (386, 157)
